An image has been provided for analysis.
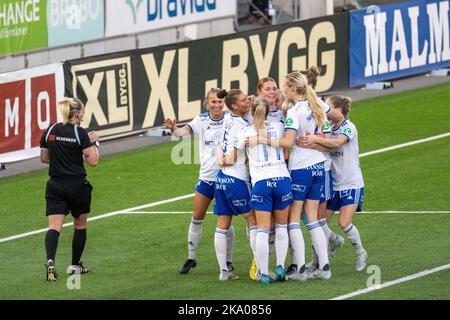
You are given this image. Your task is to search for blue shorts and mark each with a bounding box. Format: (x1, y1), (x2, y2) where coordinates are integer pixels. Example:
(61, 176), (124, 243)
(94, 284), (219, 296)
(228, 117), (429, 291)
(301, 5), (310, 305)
(195, 179), (215, 199)
(213, 171), (251, 215)
(320, 170), (333, 203)
(249, 177), (293, 212)
(327, 188), (364, 212)
(290, 162), (325, 201)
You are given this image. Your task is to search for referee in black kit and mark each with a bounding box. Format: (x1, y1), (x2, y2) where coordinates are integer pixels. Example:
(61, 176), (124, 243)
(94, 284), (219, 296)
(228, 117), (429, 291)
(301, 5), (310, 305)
(40, 97), (100, 281)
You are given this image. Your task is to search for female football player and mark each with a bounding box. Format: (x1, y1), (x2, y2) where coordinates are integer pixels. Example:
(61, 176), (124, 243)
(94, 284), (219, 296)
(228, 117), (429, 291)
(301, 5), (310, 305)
(257, 71), (331, 280)
(299, 95), (367, 272)
(163, 89), (235, 275)
(236, 97), (292, 285)
(213, 89), (257, 281)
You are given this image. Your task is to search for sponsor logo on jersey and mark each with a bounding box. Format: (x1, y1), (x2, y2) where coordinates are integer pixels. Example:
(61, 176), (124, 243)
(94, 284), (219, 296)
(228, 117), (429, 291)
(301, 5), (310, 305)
(56, 136), (77, 143)
(232, 199), (247, 207)
(292, 184), (306, 192)
(312, 170), (324, 177)
(282, 193), (293, 202)
(216, 177), (235, 184)
(266, 181), (277, 188)
(285, 118), (293, 127)
(344, 128), (352, 136)
(330, 151), (344, 158)
(251, 195), (263, 203)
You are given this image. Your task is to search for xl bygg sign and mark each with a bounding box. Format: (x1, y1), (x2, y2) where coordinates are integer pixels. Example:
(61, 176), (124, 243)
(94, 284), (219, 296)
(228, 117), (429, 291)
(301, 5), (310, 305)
(350, 0), (450, 86)
(65, 12), (349, 139)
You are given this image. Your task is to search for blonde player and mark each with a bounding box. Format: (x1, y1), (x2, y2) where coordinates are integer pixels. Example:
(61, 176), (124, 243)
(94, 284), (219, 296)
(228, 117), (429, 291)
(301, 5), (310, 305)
(298, 66), (345, 274)
(213, 89), (257, 281)
(248, 77), (285, 280)
(300, 95), (367, 272)
(236, 97), (292, 285)
(163, 88), (235, 274)
(258, 71), (331, 280)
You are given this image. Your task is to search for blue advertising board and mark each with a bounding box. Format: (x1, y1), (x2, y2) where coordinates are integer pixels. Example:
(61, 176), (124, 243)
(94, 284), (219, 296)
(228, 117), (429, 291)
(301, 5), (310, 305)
(350, 0), (450, 86)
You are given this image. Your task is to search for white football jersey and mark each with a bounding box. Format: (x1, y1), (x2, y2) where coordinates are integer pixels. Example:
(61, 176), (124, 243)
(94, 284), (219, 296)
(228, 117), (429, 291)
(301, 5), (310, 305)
(322, 120), (333, 171)
(221, 114), (251, 182)
(329, 119), (364, 190)
(267, 107), (285, 124)
(318, 98), (331, 114)
(284, 100), (327, 170)
(235, 121), (289, 185)
(187, 112), (225, 181)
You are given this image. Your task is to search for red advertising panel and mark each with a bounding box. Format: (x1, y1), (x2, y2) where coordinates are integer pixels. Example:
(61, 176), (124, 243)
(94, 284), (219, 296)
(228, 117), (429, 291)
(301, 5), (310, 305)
(31, 74), (58, 148)
(0, 80), (26, 154)
(0, 63), (64, 163)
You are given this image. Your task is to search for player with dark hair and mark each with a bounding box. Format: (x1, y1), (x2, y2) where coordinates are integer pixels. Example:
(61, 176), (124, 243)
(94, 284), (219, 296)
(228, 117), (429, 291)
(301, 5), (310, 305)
(214, 89), (257, 281)
(299, 95), (367, 272)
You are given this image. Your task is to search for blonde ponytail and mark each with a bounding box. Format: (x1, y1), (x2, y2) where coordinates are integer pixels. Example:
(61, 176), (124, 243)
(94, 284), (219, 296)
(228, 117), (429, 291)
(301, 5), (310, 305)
(304, 85), (325, 128)
(58, 97), (84, 124)
(252, 97), (270, 134)
(59, 98), (71, 124)
(285, 70), (325, 127)
(281, 99), (290, 118)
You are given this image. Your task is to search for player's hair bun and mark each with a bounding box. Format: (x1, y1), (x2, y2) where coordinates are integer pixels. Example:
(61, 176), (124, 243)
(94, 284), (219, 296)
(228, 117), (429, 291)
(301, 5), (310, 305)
(217, 89), (228, 99)
(343, 96), (352, 105)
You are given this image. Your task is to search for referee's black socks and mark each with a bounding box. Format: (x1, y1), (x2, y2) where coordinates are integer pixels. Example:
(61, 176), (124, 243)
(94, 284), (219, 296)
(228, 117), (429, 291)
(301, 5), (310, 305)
(72, 229), (87, 266)
(45, 229), (60, 262)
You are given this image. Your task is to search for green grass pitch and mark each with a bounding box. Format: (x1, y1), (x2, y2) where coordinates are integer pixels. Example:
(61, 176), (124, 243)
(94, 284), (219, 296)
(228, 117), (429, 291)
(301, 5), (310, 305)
(0, 82), (449, 300)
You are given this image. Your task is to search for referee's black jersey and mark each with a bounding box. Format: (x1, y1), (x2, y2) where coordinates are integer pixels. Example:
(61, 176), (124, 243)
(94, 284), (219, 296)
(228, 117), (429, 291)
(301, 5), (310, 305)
(40, 123), (92, 177)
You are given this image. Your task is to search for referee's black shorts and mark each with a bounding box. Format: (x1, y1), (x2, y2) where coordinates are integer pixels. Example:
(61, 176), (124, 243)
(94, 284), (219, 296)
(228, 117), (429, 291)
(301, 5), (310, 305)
(45, 176), (93, 218)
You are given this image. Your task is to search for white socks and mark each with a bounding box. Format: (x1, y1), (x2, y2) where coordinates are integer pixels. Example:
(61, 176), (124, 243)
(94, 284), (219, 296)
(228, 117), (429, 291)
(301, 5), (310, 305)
(255, 228), (270, 276)
(188, 219), (203, 260)
(306, 221), (329, 269)
(275, 224), (288, 268)
(226, 224), (234, 263)
(189, 220), (233, 262)
(288, 223), (305, 270)
(214, 228), (228, 271)
(319, 218), (331, 248)
(344, 224), (364, 255)
(248, 226), (258, 262)
(269, 229), (275, 255)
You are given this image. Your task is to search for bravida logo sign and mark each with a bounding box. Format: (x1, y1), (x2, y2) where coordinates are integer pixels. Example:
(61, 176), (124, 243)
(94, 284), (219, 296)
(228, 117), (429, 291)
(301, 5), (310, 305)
(71, 57), (134, 137)
(124, 0), (145, 23)
(0, 63), (64, 162)
(105, 0), (236, 37)
(350, 0), (450, 86)
(146, 0), (217, 22)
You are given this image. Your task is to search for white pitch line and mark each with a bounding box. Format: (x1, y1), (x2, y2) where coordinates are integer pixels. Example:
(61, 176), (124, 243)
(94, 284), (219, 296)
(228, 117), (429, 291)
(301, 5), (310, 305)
(120, 211), (213, 214)
(330, 263), (450, 300)
(0, 193), (194, 244)
(359, 132), (450, 158)
(1, 132), (449, 244)
(361, 211), (450, 214)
